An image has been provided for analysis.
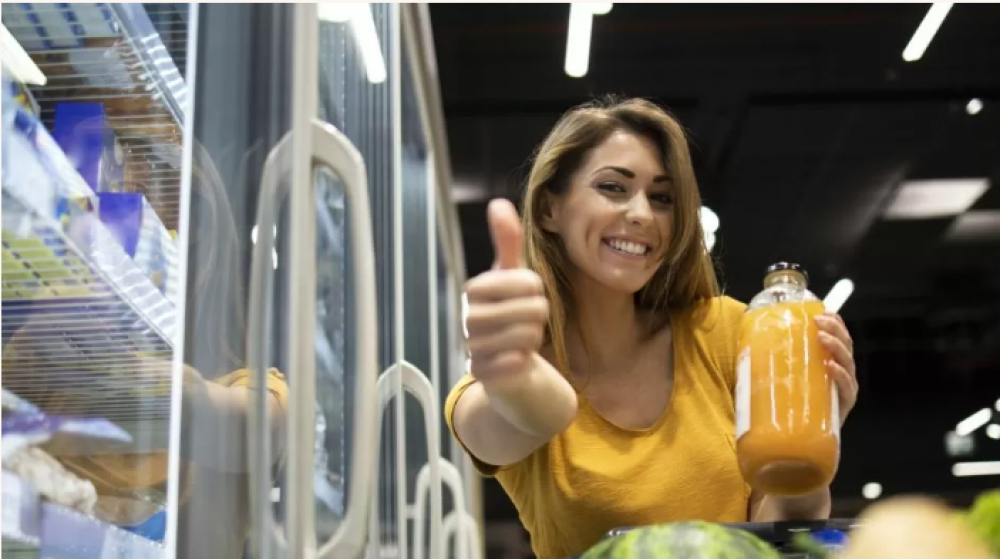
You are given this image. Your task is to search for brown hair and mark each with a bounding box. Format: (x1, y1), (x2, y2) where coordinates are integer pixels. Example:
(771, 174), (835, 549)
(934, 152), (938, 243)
(521, 96), (719, 377)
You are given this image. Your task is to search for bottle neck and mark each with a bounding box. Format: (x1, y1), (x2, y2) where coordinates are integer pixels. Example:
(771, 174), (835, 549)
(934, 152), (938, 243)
(764, 271), (808, 289)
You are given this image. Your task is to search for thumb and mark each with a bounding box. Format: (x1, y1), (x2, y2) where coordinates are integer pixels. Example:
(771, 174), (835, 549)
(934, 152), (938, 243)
(487, 199), (524, 270)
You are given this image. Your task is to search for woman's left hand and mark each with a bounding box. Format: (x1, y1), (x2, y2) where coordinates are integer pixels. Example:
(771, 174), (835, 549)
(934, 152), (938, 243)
(815, 313), (858, 426)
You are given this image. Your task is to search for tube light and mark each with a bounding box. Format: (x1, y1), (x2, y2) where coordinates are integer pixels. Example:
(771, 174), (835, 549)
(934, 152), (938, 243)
(884, 178), (990, 220)
(589, 3), (614, 15)
(1, 23), (46, 85)
(952, 461), (1000, 477)
(986, 424), (1000, 440)
(318, 3), (386, 84)
(861, 482), (882, 500)
(823, 279), (854, 313)
(699, 206), (720, 234)
(902, 3), (953, 62)
(956, 407), (992, 437)
(565, 4), (594, 78)
(967, 98), (983, 115)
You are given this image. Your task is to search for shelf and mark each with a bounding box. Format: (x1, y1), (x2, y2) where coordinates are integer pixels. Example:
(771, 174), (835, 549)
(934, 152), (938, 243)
(2, 470), (165, 559)
(1, 3), (188, 231)
(2, 103), (176, 430)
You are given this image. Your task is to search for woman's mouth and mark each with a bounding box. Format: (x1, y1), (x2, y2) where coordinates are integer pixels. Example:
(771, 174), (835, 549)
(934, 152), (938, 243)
(603, 238), (650, 258)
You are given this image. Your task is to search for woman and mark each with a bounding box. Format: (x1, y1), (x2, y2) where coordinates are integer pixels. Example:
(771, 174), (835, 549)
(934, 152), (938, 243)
(445, 97), (858, 559)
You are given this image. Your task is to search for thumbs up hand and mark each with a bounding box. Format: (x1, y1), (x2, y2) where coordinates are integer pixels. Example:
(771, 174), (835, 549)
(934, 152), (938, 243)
(464, 199), (550, 386)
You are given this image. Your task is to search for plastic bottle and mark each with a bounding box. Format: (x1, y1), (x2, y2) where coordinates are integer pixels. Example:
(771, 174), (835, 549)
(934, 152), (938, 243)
(736, 262), (840, 496)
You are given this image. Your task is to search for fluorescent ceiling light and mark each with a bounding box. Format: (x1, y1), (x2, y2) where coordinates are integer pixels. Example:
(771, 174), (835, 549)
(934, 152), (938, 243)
(861, 482), (882, 500)
(986, 424), (1000, 440)
(883, 178), (989, 220)
(902, 3), (953, 62)
(700, 206), (720, 234)
(966, 98), (983, 115)
(317, 3), (353, 23)
(704, 231), (716, 252)
(565, 4), (594, 78)
(952, 461), (1000, 477)
(318, 3), (386, 84)
(956, 407), (992, 437)
(996, 398), (1000, 413)
(452, 180), (490, 204)
(823, 279), (854, 313)
(945, 210), (1000, 242)
(588, 3), (614, 15)
(1, 23), (46, 85)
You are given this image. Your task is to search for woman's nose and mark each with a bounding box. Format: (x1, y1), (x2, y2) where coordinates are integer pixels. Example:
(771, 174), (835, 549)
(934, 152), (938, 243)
(624, 193), (654, 227)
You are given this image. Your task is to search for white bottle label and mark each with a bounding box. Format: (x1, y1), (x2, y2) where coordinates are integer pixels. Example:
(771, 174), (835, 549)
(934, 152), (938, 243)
(735, 348), (750, 440)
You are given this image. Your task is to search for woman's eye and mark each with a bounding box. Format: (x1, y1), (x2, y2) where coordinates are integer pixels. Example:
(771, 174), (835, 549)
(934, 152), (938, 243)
(597, 182), (625, 193)
(650, 193), (673, 205)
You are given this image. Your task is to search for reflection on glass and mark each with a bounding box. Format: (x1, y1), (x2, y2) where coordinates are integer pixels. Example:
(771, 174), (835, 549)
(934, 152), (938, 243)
(313, 167), (350, 537)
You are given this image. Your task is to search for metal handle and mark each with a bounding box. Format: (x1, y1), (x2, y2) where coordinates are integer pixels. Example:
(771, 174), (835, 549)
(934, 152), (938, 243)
(374, 361), (443, 559)
(247, 120), (378, 559)
(414, 458), (481, 559)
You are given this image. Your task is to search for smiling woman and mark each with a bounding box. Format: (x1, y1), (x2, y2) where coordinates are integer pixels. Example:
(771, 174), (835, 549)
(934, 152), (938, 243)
(445, 96), (858, 559)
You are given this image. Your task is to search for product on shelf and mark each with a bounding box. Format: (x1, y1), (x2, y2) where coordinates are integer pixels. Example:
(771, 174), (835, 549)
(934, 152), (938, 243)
(52, 102), (126, 193)
(1, 388), (40, 416)
(1, 412), (133, 461)
(5, 77), (40, 116)
(93, 495), (167, 542)
(3, 446), (97, 514)
(97, 192), (179, 296)
(736, 262), (839, 497)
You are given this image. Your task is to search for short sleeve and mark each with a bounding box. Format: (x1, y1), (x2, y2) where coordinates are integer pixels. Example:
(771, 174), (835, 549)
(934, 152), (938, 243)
(444, 373), (504, 477)
(214, 367), (289, 414)
(688, 296), (747, 395)
(717, 296), (748, 393)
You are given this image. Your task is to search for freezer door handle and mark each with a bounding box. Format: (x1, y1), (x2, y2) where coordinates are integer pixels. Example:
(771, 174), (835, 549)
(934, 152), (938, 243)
(247, 120), (378, 559)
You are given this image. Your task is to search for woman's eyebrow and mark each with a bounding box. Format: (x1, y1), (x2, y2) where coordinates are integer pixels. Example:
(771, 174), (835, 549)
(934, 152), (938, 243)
(594, 165), (670, 183)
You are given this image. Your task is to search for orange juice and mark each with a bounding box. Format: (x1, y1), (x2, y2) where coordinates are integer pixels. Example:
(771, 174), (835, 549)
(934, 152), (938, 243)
(735, 264), (840, 496)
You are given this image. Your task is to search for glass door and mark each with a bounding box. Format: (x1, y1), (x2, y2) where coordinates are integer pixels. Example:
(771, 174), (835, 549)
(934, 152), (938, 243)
(1, 3), (188, 558)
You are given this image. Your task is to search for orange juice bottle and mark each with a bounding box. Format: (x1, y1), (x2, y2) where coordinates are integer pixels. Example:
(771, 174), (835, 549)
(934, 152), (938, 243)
(735, 262), (840, 496)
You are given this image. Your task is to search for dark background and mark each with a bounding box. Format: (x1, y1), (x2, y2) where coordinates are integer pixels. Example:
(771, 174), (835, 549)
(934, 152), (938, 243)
(430, 3), (1000, 554)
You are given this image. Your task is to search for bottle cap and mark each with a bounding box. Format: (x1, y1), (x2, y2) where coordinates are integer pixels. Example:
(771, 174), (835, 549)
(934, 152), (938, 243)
(766, 262), (809, 283)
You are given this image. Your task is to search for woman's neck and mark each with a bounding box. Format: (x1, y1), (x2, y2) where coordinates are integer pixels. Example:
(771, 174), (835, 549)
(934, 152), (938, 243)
(566, 274), (650, 377)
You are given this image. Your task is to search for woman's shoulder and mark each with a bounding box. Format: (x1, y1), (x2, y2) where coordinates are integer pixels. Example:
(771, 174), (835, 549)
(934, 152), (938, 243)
(683, 295), (746, 333)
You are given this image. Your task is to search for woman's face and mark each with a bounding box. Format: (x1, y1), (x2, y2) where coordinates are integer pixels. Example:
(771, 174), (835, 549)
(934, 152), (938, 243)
(542, 129), (674, 295)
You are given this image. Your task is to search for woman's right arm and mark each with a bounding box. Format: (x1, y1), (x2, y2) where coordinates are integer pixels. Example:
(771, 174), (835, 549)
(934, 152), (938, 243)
(452, 199), (578, 468)
(452, 352), (577, 467)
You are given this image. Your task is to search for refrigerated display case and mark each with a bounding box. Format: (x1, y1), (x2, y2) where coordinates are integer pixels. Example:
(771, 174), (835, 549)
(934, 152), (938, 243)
(2, 3), (478, 558)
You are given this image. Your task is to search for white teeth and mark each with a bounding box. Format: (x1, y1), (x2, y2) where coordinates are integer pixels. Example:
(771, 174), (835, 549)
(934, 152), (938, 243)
(608, 239), (648, 256)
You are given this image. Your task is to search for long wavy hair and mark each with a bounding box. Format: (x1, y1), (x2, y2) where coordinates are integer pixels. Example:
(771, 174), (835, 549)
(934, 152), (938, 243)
(520, 97), (719, 378)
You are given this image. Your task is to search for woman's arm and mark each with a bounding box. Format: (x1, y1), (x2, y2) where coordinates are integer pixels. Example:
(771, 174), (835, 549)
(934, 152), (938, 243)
(182, 365), (287, 473)
(749, 488), (832, 522)
(452, 352), (578, 468)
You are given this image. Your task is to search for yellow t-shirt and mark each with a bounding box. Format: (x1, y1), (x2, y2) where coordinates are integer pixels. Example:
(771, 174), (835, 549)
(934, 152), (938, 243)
(445, 296), (751, 559)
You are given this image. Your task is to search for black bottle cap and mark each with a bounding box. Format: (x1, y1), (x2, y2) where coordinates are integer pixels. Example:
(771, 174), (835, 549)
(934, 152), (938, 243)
(766, 262), (809, 283)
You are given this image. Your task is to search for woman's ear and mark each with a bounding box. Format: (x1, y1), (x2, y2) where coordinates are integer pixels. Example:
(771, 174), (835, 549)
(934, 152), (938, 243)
(539, 191), (561, 234)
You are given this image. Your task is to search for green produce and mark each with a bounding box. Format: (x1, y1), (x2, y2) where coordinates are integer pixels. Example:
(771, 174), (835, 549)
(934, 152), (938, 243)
(963, 489), (1000, 556)
(580, 521), (782, 559)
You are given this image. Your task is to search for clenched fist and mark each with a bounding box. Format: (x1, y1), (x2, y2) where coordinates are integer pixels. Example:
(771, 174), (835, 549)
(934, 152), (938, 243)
(464, 199), (549, 387)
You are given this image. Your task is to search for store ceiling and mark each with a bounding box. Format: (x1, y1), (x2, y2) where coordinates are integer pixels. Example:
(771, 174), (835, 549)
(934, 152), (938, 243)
(430, 3), (1000, 517)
